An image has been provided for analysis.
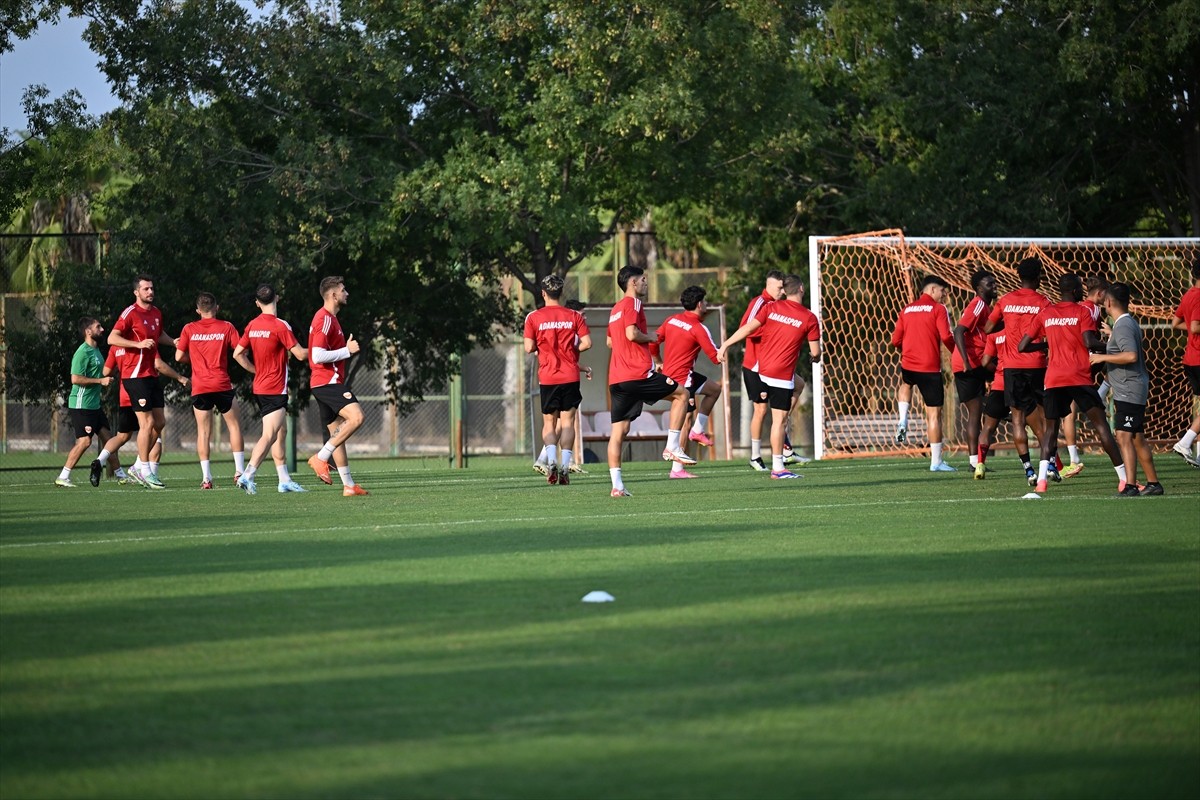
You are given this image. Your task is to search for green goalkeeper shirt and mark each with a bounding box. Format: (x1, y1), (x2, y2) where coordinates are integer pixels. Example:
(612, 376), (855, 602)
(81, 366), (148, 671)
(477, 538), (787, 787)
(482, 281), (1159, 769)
(68, 342), (104, 410)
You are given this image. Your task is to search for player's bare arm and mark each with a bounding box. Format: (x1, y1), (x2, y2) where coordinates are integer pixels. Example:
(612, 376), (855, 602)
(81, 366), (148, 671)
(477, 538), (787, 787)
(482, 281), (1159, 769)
(523, 336), (537, 354)
(290, 344), (308, 361)
(232, 345), (255, 374)
(155, 357), (189, 387)
(953, 325), (971, 369)
(577, 334), (592, 353)
(108, 330), (153, 350)
(1017, 335), (1047, 353)
(71, 373), (112, 388)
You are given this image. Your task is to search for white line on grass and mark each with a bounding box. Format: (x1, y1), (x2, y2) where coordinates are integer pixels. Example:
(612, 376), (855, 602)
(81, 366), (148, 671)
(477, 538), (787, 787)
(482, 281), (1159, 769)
(2, 494), (1170, 551)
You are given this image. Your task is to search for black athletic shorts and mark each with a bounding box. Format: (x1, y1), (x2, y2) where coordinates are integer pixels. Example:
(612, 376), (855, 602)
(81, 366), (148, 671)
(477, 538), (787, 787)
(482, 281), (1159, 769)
(610, 373), (678, 423)
(743, 367), (768, 405)
(68, 408), (109, 439)
(116, 406), (138, 434)
(1186, 364), (1200, 396)
(539, 382), (582, 415)
(766, 384), (793, 411)
(312, 384), (360, 427)
(1004, 368), (1045, 415)
(954, 367), (989, 403)
(982, 389), (1010, 422)
(686, 371), (708, 397)
(255, 394), (288, 418)
(1113, 400), (1146, 435)
(901, 368), (944, 408)
(192, 389), (235, 414)
(123, 377), (164, 411)
(1044, 385), (1104, 419)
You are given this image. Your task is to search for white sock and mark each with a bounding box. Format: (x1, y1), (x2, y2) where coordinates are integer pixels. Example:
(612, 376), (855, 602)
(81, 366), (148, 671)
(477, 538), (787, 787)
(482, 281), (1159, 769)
(666, 430), (682, 451)
(751, 439), (762, 459)
(561, 449), (573, 469)
(772, 454), (784, 472)
(538, 445), (549, 463)
(149, 461), (159, 476)
(931, 442), (943, 465)
(233, 451), (246, 473)
(1116, 464), (1127, 482)
(898, 402), (910, 428)
(98, 449), (111, 465)
(114, 467), (127, 478)
(318, 443), (335, 461)
(1038, 459), (1049, 482)
(201, 460), (212, 481)
(337, 465), (353, 487)
(969, 454), (978, 467)
(1180, 430), (1199, 450)
(58, 467), (71, 480)
(546, 444), (558, 465)
(276, 464), (291, 483)
(609, 467), (623, 491)
(1067, 445), (1080, 464)
(670, 461), (685, 474)
(692, 413), (709, 434)
(243, 465), (258, 480)
(134, 458), (144, 474)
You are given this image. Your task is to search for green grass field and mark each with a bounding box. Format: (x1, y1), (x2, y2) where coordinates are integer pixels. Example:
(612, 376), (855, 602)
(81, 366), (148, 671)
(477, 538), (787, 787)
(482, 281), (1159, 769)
(2, 452), (1198, 799)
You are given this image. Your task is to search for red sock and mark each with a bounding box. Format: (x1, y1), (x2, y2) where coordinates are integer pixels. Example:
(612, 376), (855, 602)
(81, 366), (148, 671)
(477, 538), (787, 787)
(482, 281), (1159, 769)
(977, 444), (988, 464)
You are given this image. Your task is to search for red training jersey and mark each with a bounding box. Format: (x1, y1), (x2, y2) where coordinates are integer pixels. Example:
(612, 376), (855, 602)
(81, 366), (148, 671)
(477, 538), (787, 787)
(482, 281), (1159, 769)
(177, 317), (239, 395)
(308, 307), (349, 387)
(1176, 286), (1200, 367)
(523, 305), (590, 385)
(240, 314), (300, 396)
(987, 288), (1050, 370)
(739, 289), (774, 371)
(891, 293), (953, 372)
(607, 296), (654, 384)
(104, 346), (131, 407)
(951, 296), (992, 373)
(652, 310), (720, 385)
(752, 298), (820, 386)
(983, 332), (1006, 392)
(112, 303), (164, 379)
(1029, 301), (1097, 389)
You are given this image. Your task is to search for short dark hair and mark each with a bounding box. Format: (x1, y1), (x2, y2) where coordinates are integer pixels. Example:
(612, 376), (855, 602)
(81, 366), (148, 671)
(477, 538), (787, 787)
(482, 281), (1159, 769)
(919, 275), (948, 293)
(1085, 273), (1110, 295)
(255, 284), (277, 305)
(1106, 282), (1132, 307)
(133, 274), (154, 290)
(195, 292), (217, 313)
(970, 269), (993, 291)
(319, 275), (344, 298)
(617, 266), (644, 292)
(1016, 257), (1042, 284)
(1059, 272), (1083, 298)
(680, 286), (706, 311)
(564, 299), (586, 312)
(78, 316), (98, 338)
(783, 274), (805, 297)
(540, 274), (564, 299)
(765, 270), (785, 283)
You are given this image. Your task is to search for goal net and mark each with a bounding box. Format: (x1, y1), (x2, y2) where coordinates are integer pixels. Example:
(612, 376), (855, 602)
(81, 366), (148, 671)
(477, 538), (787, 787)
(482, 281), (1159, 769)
(809, 231), (1200, 460)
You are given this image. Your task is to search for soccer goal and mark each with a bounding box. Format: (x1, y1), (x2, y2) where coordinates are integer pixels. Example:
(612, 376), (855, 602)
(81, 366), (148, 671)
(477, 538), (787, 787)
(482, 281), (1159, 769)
(808, 230), (1200, 460)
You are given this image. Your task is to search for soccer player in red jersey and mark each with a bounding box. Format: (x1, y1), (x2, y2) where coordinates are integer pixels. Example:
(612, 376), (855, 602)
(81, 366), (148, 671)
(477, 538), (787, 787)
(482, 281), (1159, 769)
(1170, 260), (1200, 467)
(107, 275), (184, 488)
(891, 275), (956, 472)
(306, 276), (368, 496)
(89, 346), (172, 486)
(523, 274), (592, 485)
(233, 284), (310, 495)
(986, 257), (1052, 485)
(1019, 273), (1123, 495)
(718, 274), (821, 480)
(176, 292), (246, 489)
(605, 266), (694, 497)
(651, 285), (723, 479)
(1059, 274), (1110, 478)
(952, 269), (996, 475)
(739, 271), (785, 470)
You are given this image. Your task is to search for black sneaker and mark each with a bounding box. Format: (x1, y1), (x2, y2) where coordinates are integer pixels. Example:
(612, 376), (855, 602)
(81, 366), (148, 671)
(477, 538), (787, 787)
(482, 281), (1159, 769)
(1026, 467), (1037, 487)
(1138, 482), (1164, 496)
(1116, 485), (1141, 497)
(895, 427), (908, 445)
(89, 459), (102, 488)
(1048, 468), (1062, 484)
(749, 457), (768, 472)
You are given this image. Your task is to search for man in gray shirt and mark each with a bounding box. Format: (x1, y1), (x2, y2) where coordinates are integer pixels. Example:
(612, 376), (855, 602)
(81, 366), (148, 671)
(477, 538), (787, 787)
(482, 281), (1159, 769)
(1089, 282), (1163, 496)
